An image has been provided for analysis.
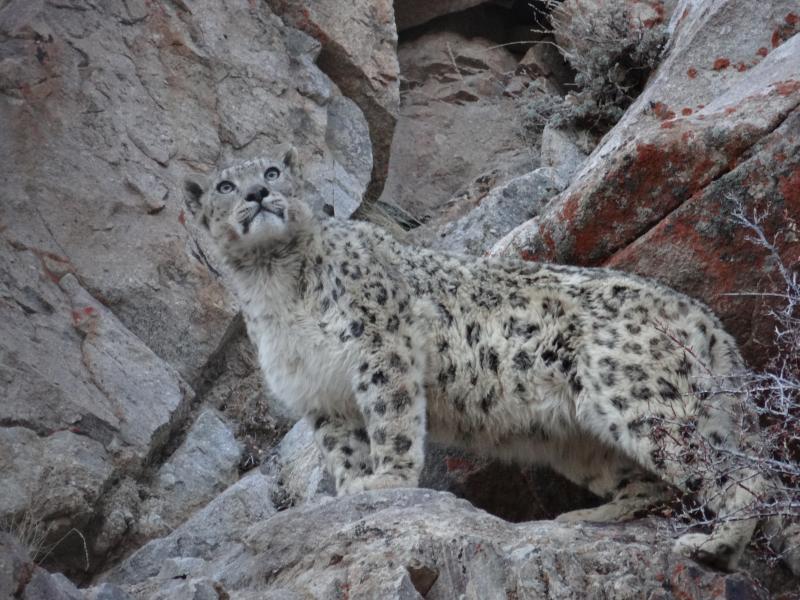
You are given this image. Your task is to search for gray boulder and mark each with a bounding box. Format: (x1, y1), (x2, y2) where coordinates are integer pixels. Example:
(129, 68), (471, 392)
(101, 489), (767, 599)
(103, 471), (277, 587)
(424, 167), (566, 255)
(138, 411), (242, 539)
(0, 260), (190, 563)
(267, 0), (400, 205)
(540, 125), (590, 183)
(379, 31), (536, 224)
(0, 533), (86, 600)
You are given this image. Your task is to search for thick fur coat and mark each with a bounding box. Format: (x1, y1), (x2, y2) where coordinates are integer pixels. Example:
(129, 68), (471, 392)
(184, 151), (798, 574)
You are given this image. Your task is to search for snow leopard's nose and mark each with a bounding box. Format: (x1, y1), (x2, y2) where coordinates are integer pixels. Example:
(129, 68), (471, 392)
(245, 185), (269, 204)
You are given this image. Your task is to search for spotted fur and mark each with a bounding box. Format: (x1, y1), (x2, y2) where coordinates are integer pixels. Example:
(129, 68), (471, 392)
(185, 152), (796, 574)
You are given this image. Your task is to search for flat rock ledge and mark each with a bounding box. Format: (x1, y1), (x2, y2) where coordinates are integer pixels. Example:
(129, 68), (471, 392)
(103, 487), (766, 600)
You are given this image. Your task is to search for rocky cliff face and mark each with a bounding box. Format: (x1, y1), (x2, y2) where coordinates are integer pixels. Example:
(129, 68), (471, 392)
(0, 0), (797, 598)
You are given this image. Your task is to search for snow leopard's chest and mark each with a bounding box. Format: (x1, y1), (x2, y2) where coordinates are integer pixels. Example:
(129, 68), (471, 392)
(245, 305), (358, 419)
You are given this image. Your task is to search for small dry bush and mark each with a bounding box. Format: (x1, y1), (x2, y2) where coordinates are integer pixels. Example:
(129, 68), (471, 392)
(524, 0), (667, 136)
(1, 510), (53, 562)
(650, 200), (800, 568)
(1, 508), (90, 571)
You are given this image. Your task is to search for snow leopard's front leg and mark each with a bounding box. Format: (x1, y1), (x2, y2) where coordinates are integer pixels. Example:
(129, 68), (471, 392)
(344, 346), (427, 494)
(309, 412), (373, 494)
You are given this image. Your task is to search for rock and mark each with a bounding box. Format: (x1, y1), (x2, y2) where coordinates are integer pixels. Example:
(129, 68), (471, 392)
(0, 533), (85, 600)
(493, 0), (800, 365)
(101, 489), (768, 599)
(59, 274), (193, 460)
(422, 167), (566, 255)
(103, 471), (277, 587)
(606, 102), (800, 366)
(0, 0), (374, 385)
(540, 125), (590, 182)
(516, 44), (574, 93)
(22, 571), (84, 600)
(0, 248), (191, 568)
(0, 240), (113, 526)
(0, 427), (113, 546)
(320, 95), (374, 218)
(267, 0), (400, 206)
(264, 419), (331, 508)
(394, 0), (488, 31)
(380, 31), (536, 223)
(83, 583), (135, 600)
(138, 411), (242, 538)
(0, 533), (30, 600)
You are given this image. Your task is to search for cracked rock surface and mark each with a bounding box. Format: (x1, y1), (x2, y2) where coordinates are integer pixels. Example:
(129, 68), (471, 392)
(99, 488), (769, 600)
(0, 0), (372, 573)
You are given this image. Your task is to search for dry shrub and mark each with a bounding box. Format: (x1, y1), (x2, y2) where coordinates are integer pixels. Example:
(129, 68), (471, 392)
(652, 200), (800, 568)
(524, 0), (667, 136)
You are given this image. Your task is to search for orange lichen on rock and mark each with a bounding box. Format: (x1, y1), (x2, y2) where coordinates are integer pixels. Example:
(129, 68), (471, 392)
(555, 189), (642, 264)
(652, 102), (676, 120)
(686, 67), (698, 79)
(774, 80), (800, 97)
(778, 166), (800, 208)
(713, 58), (730, 70)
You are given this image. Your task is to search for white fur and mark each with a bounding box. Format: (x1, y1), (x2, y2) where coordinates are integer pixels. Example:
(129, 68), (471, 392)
(187, 154), (797, 574)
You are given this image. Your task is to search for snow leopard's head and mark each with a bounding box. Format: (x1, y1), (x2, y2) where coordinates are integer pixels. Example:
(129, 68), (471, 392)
(184, 149), (313, 261)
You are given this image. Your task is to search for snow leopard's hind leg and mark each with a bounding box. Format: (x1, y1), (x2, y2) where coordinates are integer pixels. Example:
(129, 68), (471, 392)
(761, 518), (800, 577)
(553, 445), (674, 523)
(574, 388), (761, 571)
(556, 479), (674, 523)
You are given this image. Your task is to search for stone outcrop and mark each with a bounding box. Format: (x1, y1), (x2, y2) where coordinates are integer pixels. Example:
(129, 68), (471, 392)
(380, 31), (534, 224)
(0, 533), (90, 600)
(421, 167), (566, 255)
(493, 0), (800, 365)
(0, 0), (373, 570)
(267, 0), (400, 207)
(96, 488), (768, 600)
(137, 410), (241, 539)
(0, 259), (192, 569)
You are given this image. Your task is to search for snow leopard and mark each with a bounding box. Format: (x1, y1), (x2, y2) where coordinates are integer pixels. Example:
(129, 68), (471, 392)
(184, 150), (798, 575)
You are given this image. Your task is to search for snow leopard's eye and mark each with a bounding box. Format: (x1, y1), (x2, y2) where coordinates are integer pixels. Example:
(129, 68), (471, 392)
(216, 180), (236, 194)
(264, 167), (281, 181)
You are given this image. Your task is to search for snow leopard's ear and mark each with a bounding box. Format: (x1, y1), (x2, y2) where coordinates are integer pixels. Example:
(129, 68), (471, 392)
(184, 179), (209, 229)
(282, 146), (299, 174)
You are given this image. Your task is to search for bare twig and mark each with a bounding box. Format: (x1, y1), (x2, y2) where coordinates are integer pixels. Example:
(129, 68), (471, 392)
(445, 42), (464, 82)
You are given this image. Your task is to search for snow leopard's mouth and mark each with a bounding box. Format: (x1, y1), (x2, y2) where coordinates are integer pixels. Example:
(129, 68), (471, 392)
(241, 204), (285, 234)
(261, 204), (285, 219)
